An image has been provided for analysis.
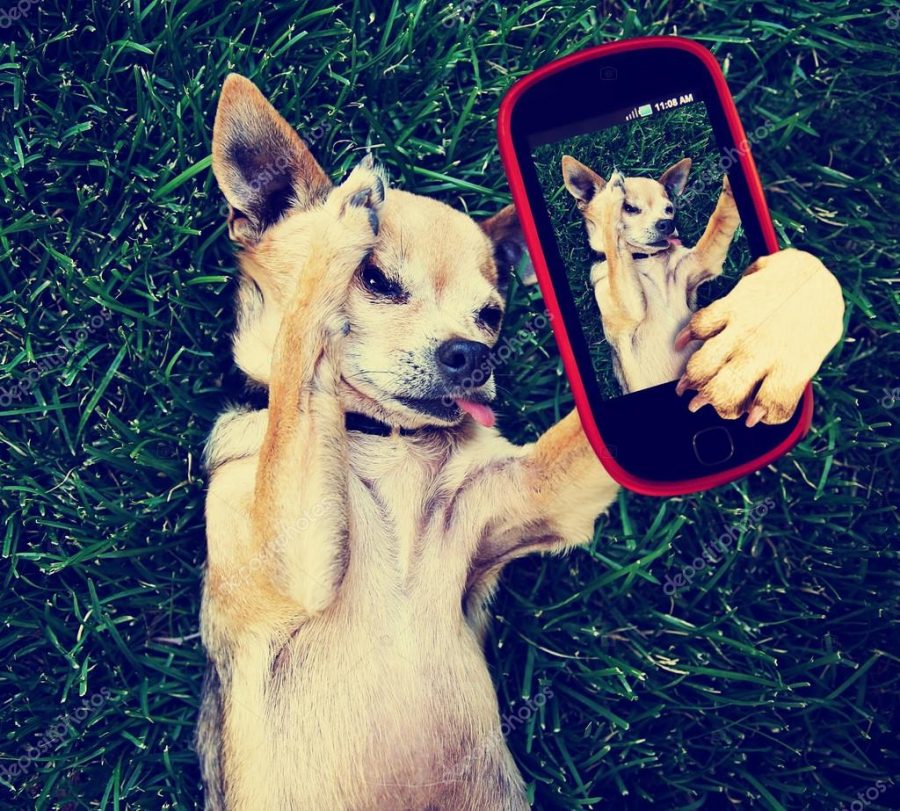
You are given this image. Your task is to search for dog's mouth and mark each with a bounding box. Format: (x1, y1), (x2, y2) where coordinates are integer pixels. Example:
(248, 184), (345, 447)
(396, 391), (496, 428)
(343, 373), (497, 428)
(646, 234), (681, 249)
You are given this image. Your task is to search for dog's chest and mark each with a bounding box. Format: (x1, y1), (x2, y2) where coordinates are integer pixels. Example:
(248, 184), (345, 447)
(346, 434), (447, 578)
(205, 420), (528, 808)
(637, 255), (694, 322)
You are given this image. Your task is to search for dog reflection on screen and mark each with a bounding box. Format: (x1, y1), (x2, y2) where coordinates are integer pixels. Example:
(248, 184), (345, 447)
(562, 156), (740, 394)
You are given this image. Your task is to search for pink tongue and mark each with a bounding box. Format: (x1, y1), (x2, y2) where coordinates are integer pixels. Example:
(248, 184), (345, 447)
(667, 236), (682, 246)
(455, 398), (495, 428)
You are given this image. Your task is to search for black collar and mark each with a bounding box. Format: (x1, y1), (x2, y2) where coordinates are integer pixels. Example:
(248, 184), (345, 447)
(345, 411), (419, 437)
(222, 365), (420, 437)
(591, 249), (657, 262)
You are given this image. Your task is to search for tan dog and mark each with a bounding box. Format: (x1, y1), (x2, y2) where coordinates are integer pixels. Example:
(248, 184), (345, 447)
(562, 156), (741, 396)
(196, 74), (844, 810)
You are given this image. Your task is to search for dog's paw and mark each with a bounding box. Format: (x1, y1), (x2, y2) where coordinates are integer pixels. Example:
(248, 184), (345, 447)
(599, 171), (626, 239)
(674, 249), (844, 425)
(325, 154), (386, 267)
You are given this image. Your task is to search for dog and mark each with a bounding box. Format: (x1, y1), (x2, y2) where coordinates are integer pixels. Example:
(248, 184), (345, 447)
(195, 74), (845, 810)
(562, 156), (741, 396)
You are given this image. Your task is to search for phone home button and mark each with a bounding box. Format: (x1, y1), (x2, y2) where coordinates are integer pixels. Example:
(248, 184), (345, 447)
(692, 427), (734, 466)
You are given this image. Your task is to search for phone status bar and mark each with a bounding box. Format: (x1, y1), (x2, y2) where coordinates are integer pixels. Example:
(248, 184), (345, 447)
(528, 90), (701, 148)
(622, 91), (698, 123)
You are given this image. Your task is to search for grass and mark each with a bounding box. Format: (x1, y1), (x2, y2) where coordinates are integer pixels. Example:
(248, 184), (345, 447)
(532, 99), (752, 397)
(0, 1), (897, 808)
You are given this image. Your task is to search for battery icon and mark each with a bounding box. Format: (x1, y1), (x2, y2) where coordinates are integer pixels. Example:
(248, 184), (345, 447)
(638, 104), (653, 117)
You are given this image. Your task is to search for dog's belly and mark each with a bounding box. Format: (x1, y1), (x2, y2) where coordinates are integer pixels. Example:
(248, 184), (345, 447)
(201, 431), (531, 810)
(593, 258), (696, 392)
(624, 300), (695, 391)
(215, 600), (527, 811)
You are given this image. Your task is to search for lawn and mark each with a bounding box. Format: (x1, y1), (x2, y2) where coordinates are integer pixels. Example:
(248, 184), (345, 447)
(0, 1), (897, 809)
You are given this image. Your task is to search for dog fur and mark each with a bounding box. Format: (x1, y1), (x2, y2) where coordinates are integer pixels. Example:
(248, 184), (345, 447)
(562, 156), (741, 394)
(196, 74), (845, 810)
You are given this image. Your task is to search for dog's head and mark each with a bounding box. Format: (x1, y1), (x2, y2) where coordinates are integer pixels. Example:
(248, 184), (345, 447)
(561, 156), (692, 254)
(211, 75), (526, 430)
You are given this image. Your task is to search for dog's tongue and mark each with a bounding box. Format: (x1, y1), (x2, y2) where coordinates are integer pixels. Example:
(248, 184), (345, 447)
(667, 236), (682, 247)
(455, 398), (495, 428)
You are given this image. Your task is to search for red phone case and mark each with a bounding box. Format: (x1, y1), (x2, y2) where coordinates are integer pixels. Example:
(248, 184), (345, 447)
(498, 36), (813, 496)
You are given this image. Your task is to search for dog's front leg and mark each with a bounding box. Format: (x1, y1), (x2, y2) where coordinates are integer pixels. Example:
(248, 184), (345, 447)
(685, 175), (741, 293)
(254, 163), (385, 614)
(600, 171), (646, 326)
(208, 161), (385, 619)
(464, 410), (620, 584)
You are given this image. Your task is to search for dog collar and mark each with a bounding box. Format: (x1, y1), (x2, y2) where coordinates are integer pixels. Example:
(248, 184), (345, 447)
(590, 249), (655, 262)
(345, 411), (419, 437)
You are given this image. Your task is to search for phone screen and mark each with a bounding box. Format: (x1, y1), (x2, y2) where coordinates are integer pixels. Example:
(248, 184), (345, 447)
(528, 91), (750, 400)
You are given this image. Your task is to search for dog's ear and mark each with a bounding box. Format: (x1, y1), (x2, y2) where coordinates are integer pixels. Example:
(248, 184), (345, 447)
(481, 205), (536, 291)
(659, 158), (692, 197)
(212, 74), (333, 245)
(561, 155), (606, 207)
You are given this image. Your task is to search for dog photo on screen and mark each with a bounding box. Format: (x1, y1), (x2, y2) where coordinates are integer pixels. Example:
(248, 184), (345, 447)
(533, 102), (749, 398)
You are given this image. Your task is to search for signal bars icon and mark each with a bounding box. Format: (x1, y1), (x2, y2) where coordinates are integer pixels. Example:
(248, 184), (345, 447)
(625, 104), (653, 121)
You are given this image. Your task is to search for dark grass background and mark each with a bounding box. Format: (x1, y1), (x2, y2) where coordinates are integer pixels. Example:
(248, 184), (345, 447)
(0, 1), (898, 809)
(532, 99), (753, 397)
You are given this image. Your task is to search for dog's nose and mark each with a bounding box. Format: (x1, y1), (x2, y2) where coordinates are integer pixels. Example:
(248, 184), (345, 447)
(436, 339), (491, 385)
(656, 219), (675, 235)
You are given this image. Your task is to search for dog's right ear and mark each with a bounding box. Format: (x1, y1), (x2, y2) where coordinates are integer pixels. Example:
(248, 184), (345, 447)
(481, 205), (537, 289)
(212, 74), (333, 245)
(561, 155), (606, 208)
(659, 158), (692, 197)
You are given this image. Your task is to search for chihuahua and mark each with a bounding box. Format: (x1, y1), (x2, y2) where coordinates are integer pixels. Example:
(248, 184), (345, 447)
(562, 156), (740, 395)
(196, 75), (844, 810)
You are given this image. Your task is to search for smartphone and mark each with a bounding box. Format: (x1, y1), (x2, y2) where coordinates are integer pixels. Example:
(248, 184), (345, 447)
(498, 37), (812, 496)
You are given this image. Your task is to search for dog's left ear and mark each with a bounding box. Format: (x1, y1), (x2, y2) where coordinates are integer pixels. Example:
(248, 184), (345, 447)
(659, 158), (692, 197)
(212, 74), (333, 245)
(481, 205), (536, 291)
(562, 155), (606, 208)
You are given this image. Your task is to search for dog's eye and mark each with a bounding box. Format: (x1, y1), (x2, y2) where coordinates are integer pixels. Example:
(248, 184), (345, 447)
(477, 305), (503, 332)
(665, 205), (674, 215)
(623, 203), (640, 214)
(361, 265), (406, 300)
